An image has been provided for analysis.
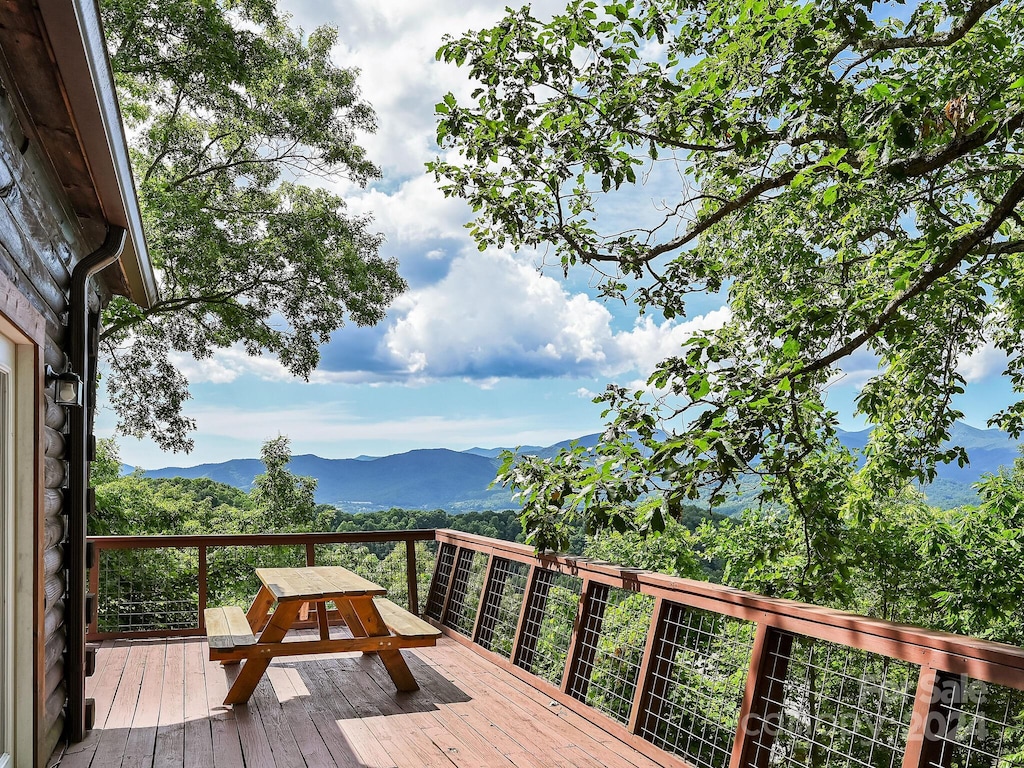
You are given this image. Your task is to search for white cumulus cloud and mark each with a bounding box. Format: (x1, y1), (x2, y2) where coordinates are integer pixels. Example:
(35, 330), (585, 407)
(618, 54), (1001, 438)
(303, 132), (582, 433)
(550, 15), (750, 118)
(381, 249), (730, 381)
(958, 340), (1007, 383)
(168, 347), (293, 384)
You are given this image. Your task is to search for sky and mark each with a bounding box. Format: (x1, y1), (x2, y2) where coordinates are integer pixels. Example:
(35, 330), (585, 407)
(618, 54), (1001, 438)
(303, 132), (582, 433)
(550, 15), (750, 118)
(98, 0), (1017, 470)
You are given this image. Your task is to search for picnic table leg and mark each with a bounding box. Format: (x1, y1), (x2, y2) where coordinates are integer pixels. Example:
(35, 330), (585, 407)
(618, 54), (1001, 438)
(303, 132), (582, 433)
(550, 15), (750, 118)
(315, 601), (330, 640)
(349, 598), (419, 692)
(223, 601), (302, 705)
(246, 586), (275, 633)
(336, 600), (366, 637)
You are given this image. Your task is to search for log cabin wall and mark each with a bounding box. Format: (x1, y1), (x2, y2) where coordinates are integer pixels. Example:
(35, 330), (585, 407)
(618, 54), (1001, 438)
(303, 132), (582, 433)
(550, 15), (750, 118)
(0, 76), (110, 765)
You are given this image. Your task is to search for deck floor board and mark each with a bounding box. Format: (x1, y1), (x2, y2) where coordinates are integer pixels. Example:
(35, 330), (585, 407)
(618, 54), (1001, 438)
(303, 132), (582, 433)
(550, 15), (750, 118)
(63, 636), (669, 767)
(153, 639), (186, 768)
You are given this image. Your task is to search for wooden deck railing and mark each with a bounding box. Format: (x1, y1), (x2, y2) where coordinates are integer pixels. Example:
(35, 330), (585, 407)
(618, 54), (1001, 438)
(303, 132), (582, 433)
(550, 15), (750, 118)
(86, 530), (435, 641)
(86, 528), (1024, 768)
(427, 530), (1024, 768)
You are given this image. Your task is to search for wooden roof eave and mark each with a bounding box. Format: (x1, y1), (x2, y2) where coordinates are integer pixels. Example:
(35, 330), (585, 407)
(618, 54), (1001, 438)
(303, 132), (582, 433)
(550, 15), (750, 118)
(2, 0), (158, 309)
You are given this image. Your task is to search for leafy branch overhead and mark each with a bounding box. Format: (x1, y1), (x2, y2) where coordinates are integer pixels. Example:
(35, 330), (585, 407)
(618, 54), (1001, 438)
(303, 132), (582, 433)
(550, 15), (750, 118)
(434, 0), (1024, 543)
(100, 0), (405, 451)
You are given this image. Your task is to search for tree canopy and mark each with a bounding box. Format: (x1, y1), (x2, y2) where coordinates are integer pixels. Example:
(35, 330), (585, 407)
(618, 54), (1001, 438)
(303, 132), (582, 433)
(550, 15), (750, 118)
(100, 0), (405, 451)
(431, 0), (1024, 545)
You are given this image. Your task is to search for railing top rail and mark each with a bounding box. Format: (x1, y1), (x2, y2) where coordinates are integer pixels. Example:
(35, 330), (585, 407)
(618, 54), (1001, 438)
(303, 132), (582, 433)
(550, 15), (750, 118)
(434, 529), (1024, 684)
(88, 529), (438, 549)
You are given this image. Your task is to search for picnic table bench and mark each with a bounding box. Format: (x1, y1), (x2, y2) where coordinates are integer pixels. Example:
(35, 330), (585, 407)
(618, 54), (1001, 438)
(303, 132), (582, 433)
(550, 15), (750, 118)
(203, 565), (440, 705)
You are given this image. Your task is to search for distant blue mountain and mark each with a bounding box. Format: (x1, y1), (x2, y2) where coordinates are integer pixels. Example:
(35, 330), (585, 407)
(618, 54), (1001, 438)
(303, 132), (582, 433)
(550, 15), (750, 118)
(462, 445), (541, 459)
(133, 422), (1020, 512)
(140, 449), (516, 512)
(836, 421), (1020, 482)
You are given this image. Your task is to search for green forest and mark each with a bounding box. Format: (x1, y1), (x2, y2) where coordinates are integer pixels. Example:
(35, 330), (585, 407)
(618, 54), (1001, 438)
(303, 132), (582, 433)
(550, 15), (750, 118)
(92, 436), (1024, 647)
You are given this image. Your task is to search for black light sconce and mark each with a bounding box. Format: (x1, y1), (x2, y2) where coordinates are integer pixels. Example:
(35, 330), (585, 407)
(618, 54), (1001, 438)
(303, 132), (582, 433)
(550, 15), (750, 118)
(46, 364), (84, 407)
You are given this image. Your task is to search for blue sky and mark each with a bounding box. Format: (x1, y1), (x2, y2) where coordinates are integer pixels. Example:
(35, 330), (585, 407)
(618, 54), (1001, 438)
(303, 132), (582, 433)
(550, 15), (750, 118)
(99, 0), (1015, 470)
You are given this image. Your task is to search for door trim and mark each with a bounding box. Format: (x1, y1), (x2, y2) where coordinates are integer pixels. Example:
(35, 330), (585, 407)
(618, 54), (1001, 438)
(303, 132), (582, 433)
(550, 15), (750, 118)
(0, 268), (47, 768)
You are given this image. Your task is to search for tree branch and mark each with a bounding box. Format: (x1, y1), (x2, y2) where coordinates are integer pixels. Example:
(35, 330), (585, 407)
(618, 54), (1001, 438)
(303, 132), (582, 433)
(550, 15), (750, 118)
(99, 274), (298, 342)
(886, 112), (1024, 178)
(793, 171), (1024, 380)
(644, 168), (802, 261)
(858, 0), (1001, 54)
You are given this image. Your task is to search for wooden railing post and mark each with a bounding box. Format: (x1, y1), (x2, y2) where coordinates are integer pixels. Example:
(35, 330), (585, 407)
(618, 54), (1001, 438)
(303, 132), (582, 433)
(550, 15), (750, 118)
(729, 624), (794, 768)
(305, 542), (316, 565)
(197, 544), (208, 632)
(628, 596), (667, 734)
(405, 538), (419, 615)
(902, 667), (963, 768)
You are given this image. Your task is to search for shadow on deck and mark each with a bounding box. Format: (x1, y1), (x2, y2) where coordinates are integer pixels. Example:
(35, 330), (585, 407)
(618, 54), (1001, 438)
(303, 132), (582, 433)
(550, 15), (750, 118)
(53, 636), (665, 768)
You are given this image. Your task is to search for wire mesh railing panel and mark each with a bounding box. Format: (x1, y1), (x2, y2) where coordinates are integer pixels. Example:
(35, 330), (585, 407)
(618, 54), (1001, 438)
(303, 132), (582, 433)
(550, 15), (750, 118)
(206, 545), (305, 610)
(96, 547), (199, 632)
(747, 631), (919, 768)
(312, 540), (435, 612)
(425, 543), (456, 620)
(569, 586), (655, 725)
(639, 603), (756, 768)
(476, 558), (529, 657)
(443, 549), (489, 636)
(416, 540), (439, 615)
(925, 678), (1024, 768)
(515, 570), (584, 686)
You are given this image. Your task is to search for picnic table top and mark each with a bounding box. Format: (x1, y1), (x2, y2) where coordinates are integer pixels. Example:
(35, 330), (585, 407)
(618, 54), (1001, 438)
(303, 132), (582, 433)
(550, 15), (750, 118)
(255, 565), (387, 602)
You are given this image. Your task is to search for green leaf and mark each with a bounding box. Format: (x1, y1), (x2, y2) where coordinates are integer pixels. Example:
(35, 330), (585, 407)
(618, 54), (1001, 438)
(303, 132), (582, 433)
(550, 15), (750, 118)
(869, 82), (891, 100)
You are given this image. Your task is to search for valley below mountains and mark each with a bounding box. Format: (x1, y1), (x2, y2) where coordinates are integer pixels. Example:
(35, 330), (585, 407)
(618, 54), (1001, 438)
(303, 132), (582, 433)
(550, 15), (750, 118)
(133, 422), (1020, 513)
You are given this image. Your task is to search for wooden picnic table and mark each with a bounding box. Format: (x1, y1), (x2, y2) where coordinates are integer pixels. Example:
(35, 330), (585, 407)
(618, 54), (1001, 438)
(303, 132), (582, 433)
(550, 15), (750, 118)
(204, 565), (440, 705)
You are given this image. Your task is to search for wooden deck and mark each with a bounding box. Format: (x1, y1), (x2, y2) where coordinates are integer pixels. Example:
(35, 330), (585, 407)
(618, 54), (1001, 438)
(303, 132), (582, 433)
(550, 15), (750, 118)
(52, 635), (668, 768)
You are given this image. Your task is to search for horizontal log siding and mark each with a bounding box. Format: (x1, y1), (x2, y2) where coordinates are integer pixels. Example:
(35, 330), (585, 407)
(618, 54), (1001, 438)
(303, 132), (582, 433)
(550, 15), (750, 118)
(0, 73), (105, 765)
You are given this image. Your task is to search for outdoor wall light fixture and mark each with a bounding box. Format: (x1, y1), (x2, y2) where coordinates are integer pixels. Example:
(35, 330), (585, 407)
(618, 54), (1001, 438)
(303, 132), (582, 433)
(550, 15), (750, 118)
(46, 365), (84, 407)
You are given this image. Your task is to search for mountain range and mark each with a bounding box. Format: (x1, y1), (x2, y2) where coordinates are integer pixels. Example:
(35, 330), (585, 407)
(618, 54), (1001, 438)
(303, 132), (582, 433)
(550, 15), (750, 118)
(132, 421), (1020, 513)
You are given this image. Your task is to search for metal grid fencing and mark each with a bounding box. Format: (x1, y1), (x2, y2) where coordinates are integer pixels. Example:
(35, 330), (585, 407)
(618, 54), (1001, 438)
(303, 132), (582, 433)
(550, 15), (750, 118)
(425, 542), (456, 620)
(95, 547), (199, 632)
(748, 631), (919, 768)
(925, 677), (1024, 768)
(638, 602), (756, 768)
(442, 549), (489, 636)
(569, 585), (655, 725)
(475, 557), (530, 658)
(515, 569), (584, 686)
